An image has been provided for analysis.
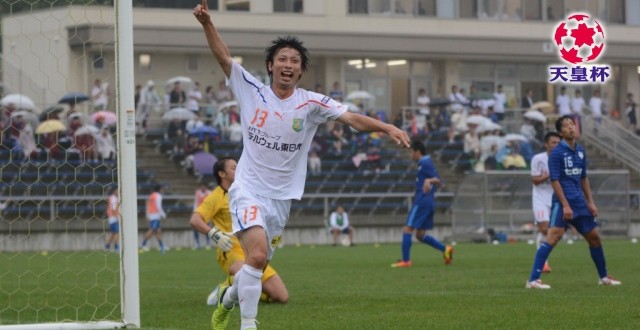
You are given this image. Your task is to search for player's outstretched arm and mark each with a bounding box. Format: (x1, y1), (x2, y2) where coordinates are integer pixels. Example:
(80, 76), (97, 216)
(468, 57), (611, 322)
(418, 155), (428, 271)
(337, 111), (410, 147)
(193, 0), (233, 77)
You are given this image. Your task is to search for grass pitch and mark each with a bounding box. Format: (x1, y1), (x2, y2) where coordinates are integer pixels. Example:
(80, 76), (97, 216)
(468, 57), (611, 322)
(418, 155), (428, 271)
(2, 240), (639, 329)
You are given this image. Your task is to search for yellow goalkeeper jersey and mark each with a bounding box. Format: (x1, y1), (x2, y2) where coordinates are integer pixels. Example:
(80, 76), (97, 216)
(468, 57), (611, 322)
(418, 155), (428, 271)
(194, 186), (232, 233)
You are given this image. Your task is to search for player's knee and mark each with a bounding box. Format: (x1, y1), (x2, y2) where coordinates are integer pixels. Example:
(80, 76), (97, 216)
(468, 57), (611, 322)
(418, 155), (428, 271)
(271, 290), (289, 304)
(245, 252), (268, 269)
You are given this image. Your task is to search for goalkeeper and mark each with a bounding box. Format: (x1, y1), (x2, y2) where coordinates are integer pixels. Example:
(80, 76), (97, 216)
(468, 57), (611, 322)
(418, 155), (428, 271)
(190, 157), (289, 305)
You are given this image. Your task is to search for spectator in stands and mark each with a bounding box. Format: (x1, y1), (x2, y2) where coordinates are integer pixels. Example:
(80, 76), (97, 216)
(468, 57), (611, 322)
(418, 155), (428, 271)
(172, 129), (186, 158)
(166, 118), (185, 140)
(391, 140), (453, 268)
(214, 80), (233, 104)
(588, 89), (603, 134)
(91, 79), (109, 111)
(328, 205), (354, 246)
(502, 142), (527, 170)
(105, 186), (120, 253)
(17, 119), (37, 160)
(203, 85), (217, 117)
(186, 113), (205, 133)
(483, 144), (500, 171)
(520, 118), (539, 148)
(556, 86), (571, 116)
(137, 80), (162, 134)
(192, 183), (212, 250)
(308, 150), (321, 176)
(329, 82), (344, 102)
(449, 85), (467, 113)
(625, 92), (637, 133)
(570, 89), (585, 136)
(522, 88), (534, 108)
(214, 107), (230, 141)
(228, 116), (242, 143)
(141, 185), (167, 253)
(169, 82), (186, 109)
(493, 85), (507, 122)
(415, 88), (430, 134)
(96, 127), (116, 160)
(187, 82), (203, 114)
(134, 84), (142, 110)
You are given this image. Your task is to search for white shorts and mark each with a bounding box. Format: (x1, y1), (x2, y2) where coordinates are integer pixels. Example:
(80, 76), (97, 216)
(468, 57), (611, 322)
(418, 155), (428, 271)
(532, 200), (551, 223)
(229, 183), (291, 260)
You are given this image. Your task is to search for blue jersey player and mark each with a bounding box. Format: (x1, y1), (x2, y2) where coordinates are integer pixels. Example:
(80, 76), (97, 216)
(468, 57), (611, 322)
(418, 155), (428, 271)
(391, 140), (453, 268)
(525, 115), (621, 289)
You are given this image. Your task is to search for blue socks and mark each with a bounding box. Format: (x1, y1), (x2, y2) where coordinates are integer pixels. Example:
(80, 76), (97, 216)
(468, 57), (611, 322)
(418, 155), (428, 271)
(529, 242), (553, 282)
(401, 233), (412, 262)
(589, 245), (607, 278)
(422, 235), (446, 252)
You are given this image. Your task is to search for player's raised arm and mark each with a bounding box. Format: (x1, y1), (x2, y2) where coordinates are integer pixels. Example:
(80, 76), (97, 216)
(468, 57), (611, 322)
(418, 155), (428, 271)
(337, 111), (410, 147)
(193, 0), (233, 77)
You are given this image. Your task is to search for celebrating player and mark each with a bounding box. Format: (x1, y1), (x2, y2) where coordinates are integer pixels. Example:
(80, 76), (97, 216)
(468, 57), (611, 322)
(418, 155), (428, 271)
(391, 140), (453, 268)
(193, 1), (410, 328)
(529, 132), (561, 273)
(189, 158), (289, 306)
(525, 116), (621, 289)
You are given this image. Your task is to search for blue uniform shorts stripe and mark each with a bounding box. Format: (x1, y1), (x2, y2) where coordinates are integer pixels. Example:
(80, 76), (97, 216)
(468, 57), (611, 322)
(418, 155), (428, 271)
(550, 202), (560, 228)
(405, 205), (419, 228)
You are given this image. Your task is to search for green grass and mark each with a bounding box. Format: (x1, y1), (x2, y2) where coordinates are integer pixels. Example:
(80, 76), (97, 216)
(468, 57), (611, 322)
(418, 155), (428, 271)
(2, 240), (640, 329)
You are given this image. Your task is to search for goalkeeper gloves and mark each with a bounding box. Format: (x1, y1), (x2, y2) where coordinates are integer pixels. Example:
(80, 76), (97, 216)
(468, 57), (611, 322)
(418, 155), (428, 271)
(208, 227), (233, 252)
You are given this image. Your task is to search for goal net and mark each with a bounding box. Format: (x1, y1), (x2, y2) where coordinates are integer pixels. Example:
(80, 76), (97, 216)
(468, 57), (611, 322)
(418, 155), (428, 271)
(0, 1), (139, 328)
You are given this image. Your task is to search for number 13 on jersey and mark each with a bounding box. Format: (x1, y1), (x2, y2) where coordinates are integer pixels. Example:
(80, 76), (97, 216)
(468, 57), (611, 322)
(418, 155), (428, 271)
(243, 205), (259, 224)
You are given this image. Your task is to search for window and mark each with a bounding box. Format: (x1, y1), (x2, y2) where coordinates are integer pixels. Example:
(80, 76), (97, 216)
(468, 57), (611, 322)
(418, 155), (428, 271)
(458, 0), (476, 18)
(139, 53), (151, 71)
(186, 55), (199, 72)
(477, 0), (523, 21)
(606, 0), (625, 24)
(415, 0), (436, 16)
(225, 0), (249, 11)
(523, 0), (542, 21)
(92, 53), (105, 71)
(348, 0), (368, 13)
(274, 0), (303, 13)
(545, 0), (563, 21)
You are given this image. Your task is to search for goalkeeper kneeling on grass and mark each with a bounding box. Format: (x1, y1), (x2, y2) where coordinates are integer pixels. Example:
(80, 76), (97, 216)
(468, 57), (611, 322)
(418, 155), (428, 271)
(190, 157), (289, 305)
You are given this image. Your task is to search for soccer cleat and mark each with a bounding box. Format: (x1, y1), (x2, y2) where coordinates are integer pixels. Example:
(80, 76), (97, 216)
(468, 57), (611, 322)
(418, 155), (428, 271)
(390, 260), (412, 268)
(525, 279), (551, 289)
(211, 285), (233, 330)
(207, 286), (220, 306)
(443, 245), (454, 265)
(598, 276), (622, 286)
(542, 262), (552, 273)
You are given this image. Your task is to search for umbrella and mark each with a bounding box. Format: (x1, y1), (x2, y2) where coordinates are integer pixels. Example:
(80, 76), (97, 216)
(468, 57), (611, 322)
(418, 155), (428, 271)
(345, 91), (375, 101)
(427, 98), (451, 107)
(165, 76), (193, 90)
(58, 92), (90, 105)
(530, 101), (552, 111)
(74, 125), (100, 136)
(465, 115), (490, 126)
(39, 106), (65, 121)
(11, 110), (40, 128)
(192, 151), (218, 176)
(524, 110), (546, 123)
(68, 112), (84, 120)
(35, 119), (65, 134)
(505, 133), (528, 142)
(217, 100), (239, 112)
(477, 121), (502, 133)
(1, 94), (36, 111)
(163, 107), (197, 121)
(91, 111), (118, 126)
(189, 125), (218, 135)
(341, 102), (361, 112)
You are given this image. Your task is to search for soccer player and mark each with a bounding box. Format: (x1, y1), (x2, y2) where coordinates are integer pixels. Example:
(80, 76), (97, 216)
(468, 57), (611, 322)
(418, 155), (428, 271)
(104, 186), (120, 252)
(193, 2), (411, 329)
(530, 132), (561, 273)
(190, 158), (289, 305)
(391, 140), (453, 268)
(141, 185), (167, 253)
(525, 115), (621, 289)
(193, 183), (212, 250)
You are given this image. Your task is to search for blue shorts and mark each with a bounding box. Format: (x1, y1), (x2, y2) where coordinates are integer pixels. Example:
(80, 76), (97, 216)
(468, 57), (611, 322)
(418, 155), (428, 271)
(549, 202), (598, 235)
(109, 222), (119, 233)
(149, 220), (161, 230)
(405, 203), (434, 230)
(331, 227), (350, 234)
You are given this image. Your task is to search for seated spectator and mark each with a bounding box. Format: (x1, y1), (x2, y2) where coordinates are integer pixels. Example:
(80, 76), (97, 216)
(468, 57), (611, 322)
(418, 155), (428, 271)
(328, 205), (354, 246)
(172, 129), (186, 158)
(186, 114), (204, 133)
(214, 107), (230, 141)
(330, 123), (348, 154)
(502, 145), (527, 170)
(308, 150), (321, 176)
(96, 127), (115, 160)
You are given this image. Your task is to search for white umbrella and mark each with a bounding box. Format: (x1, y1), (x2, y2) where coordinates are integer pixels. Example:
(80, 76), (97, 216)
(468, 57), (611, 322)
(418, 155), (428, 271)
(11, 110), (40, 128)
(345, 91), (375, 101)
(477, 121), (502, 134)
(341, 101), (361, 113)
(524, 110), (546, 123)
(2, 94), (36, 111)
(530, 101), (552, 111)
(165, 76), (193, 89)
(465, 115), (490, 126)
(74, 125), (100, 136)
(162, 107), (197, 121)
(217, 100), (239, 112)
(505, 133), (528, 142)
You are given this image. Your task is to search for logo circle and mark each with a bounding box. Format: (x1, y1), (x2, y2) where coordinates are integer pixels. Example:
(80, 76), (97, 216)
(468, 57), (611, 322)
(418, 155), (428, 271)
(553, 13), (605, 64)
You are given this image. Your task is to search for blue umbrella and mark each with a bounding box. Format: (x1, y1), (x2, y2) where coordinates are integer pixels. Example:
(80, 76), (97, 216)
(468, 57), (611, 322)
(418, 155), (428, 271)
(59, 92), (90, 105)
(189, 125), (219, 140)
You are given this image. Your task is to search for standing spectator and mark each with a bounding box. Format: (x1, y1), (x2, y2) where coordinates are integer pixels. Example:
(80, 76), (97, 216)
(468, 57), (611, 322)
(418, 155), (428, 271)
(169, 82), (186, 109)
(328, 205), (354, 246)
(137, 80), (161, 133)
(105, 186), (120, 253)
(521, 88), (534, 108)
(415, 88), (430, 134)
(214, 80), (233, 103)
(556, 86), (571, 116)
(214, 107), (230, 141)
(192, 183), (212, 250)
(91, 79), (109, 111)
(493, 84), (507, 122)
(391, 140), (453, 268)
(228, 116), (242, 143)
(329, 82), (344, 102)
(134, 84), (142, 110)
(449, 85), (467, 113)
(96, 127), (116, 160)
(625, 93), (637, 133)
(570, 90), (585, 136)
(187, 82), (203, 114)
(588, 90), (603, 134)
(141, 185), (167, 253)
(204, 85), (217, 117)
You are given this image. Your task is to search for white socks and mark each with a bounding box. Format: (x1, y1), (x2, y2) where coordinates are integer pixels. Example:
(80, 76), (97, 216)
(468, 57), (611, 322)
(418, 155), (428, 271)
(221, 264), (263, 328)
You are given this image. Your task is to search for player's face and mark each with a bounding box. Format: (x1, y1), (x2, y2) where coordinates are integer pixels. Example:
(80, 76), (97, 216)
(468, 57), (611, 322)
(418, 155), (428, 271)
(268, 47), (302, 89)
(410, 149), (421, 161)
(545, 136), (561, 152)
(558, 118), (576, 140)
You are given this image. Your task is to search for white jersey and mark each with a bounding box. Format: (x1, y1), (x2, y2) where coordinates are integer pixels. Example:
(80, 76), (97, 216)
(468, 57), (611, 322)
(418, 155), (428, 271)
(589, 97), (602, 118)
(531, 152), (553, 206)
(228, 62), (347, 200)
(556, 94), (571, 116)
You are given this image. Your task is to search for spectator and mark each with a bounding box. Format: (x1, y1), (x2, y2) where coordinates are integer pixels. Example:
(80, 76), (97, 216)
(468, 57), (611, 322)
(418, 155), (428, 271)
(314, 83), (325, 94)
(521, 88), (534, 108)
(214, 80), (233, 103)
(134, 84), (142, 110)
(493, 85), (507, 122)
(203, 85), (217, 117)
(556, 86), (571, 116)
(172, 129), (186, 157)
(214, 108), (230, 141)
(589, 89), (603, 134)
(137, 80), (162, 133)
(168, 82), (186, 109)
(187, 82), (203, 114)
(415, 88), (430, 134)
(91, 79), (109, 111)
(166, 118), (185, 140)
(96, 127), (116, 160)
(449, 85), (467, 113)
(329, 82), (344, 102)
(570, 89), (585, 136)
(308, 150), (321, 176)
(502, 142), (527, 170)
(329, 123), (347, 154)
(17, 120), (37, 160)
(625, 93), (637, 133)
(328, 205), (354, 246)
(186, 113), (205, 133)
(228, 116), (242, 143)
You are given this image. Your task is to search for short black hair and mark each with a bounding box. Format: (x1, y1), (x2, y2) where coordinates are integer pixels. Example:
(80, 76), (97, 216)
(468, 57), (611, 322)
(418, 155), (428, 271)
(410, 140), (426, 155)
(544, 131), (561, 143)
(265, 35), (309, 83)
(154, 185), (163, 192)
(213, 157), (237, 186)
(555, 115), (573, 133)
